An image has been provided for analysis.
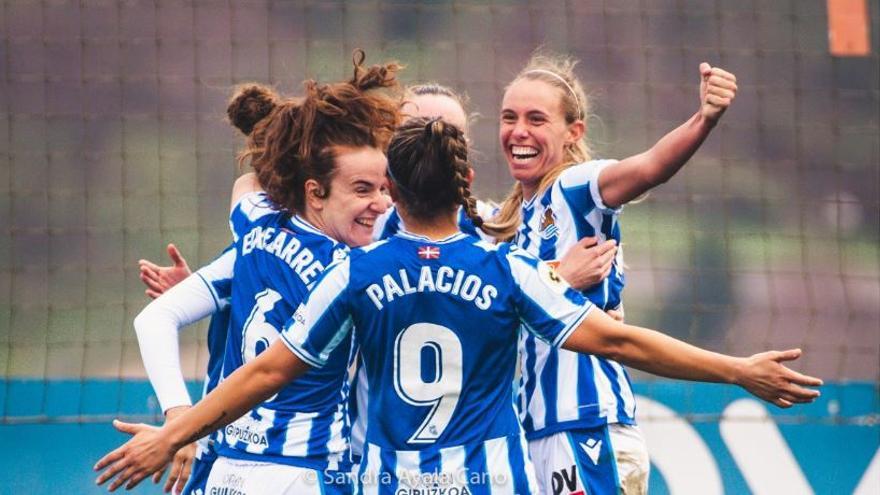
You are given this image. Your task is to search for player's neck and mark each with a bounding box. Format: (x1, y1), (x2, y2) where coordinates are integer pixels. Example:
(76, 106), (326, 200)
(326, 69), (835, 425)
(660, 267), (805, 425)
(398, 209), (459, 240)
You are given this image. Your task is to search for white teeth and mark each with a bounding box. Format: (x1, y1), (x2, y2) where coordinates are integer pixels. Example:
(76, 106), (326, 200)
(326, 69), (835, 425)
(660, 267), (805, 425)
(512, 145), (538, 155)
(356, 219), (374, 227)
(511, 145), (539, 160)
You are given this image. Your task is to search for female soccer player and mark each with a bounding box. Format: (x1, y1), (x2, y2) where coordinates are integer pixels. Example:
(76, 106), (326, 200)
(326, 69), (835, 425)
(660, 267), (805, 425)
(129, 51), (401, 494)
(490, 52), (738, 493)
(95, 117), (820, 494)
(130, 84), (278, 495)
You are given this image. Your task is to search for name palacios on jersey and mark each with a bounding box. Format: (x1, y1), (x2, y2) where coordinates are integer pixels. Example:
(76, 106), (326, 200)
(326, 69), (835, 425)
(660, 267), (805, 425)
(365, 264), (498, 311)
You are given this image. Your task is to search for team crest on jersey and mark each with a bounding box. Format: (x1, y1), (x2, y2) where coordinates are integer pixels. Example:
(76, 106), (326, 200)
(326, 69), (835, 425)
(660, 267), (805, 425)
(418, 246), (441, 259)
(540, 208), (559, 240)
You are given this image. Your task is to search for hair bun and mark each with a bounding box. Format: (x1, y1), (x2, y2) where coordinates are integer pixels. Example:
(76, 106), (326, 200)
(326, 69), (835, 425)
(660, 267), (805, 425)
(227, 84), (279, 136)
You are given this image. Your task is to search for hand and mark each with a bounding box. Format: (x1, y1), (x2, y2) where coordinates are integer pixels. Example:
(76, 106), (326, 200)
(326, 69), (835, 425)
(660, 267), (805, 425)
(94, 420), (177, 492)
(734, 349), (823, 408)
(151, 406), (196, 494)
(555, 237), (618, 291)
(699, 63), (737, 124)
(139, 244), (191, 299)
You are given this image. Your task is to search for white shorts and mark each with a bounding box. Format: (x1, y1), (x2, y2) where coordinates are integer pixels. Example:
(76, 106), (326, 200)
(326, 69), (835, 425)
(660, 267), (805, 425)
(529, 423), (650, 495)
(205, 456), (349, 495)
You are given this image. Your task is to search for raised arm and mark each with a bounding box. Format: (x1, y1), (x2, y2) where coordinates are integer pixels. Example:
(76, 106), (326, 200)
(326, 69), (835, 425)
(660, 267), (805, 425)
(95, 340), (308, 492)
(562, 309), (822, 408)
(598, 63), (737, 208)
(230, 172), (262, 210)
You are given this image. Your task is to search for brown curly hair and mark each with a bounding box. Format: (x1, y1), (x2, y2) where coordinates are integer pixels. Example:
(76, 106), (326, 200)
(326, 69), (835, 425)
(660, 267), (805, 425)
(227, 84), (280, 137)
(235, 50), (402, 214)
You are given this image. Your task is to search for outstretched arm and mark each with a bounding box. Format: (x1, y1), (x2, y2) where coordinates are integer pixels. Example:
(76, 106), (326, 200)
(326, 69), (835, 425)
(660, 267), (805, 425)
(598, 63), (738, 208)
(95, 341), (308, 492)
(563, 309), (822, 408)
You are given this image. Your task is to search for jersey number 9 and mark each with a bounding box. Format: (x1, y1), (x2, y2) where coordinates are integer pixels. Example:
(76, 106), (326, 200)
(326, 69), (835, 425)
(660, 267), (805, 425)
(393, 323), (464, 444)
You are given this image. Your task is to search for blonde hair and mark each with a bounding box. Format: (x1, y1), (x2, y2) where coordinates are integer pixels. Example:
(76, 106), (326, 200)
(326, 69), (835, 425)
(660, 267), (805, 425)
(486, 51), (594, 241)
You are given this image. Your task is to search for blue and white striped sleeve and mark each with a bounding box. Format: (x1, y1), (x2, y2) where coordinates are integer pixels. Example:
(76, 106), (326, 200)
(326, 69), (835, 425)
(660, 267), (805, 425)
(280, 256), (354, 368)
(558, 159), (621, 214)
(506, 248), (593, 348)
(228, 192), (274, 242)
(194, 245), (235, 311)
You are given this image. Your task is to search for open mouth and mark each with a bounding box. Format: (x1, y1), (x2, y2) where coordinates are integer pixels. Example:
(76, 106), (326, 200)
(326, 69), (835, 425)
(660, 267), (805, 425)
(510, 145), (539, 163)
(355, 218), (375, 228)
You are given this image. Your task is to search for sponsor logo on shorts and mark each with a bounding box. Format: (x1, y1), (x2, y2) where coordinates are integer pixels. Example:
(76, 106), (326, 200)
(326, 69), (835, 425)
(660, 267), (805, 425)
(551, 465), (584, 495)
(209, 473), (245, 495)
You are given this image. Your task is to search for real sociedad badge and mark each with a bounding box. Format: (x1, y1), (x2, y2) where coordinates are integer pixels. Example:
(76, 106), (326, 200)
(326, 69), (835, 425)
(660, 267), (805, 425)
(539, 207), (558, 240)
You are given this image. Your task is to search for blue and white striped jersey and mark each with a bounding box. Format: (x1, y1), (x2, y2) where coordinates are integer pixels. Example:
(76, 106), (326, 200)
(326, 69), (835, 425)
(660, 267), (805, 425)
(515, 160), (637, 438)
(191, 246), (235, 463)
(373, 200), (498, 243)
(282, 231), (594, 493)
(194, 245), (235, 402)
(216, 192), (352, 470)
(351, 200), (499, 461)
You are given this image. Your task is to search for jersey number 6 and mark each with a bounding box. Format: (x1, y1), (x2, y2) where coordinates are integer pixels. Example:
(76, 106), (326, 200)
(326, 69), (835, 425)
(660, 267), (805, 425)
(241, 288), (282, 402)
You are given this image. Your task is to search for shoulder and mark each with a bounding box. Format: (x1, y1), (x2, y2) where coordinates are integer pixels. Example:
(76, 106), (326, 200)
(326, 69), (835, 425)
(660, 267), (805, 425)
(557, 159), (618, 189)
(231, 191), (275, 220)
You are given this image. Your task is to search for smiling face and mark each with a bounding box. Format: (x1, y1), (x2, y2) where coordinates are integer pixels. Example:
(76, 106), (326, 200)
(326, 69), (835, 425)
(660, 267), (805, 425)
(500, 78), (583, 198)
(306, 146), (390, 247)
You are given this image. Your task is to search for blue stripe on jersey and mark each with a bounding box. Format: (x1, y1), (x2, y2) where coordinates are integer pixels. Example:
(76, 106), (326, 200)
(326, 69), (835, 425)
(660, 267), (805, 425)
(540, 348), (559, 427)
(418, 446), (441, 483)
(538, 192), (557, 261)
(515, 160), (637, 439)
(518, 202), (535, 251)
(458, 207), (479, 238)
(508, 433), (533, 492)
(520, 334), (538, 433)
(467, 441), (490, 495)
(576, 350), (599, 416)
(379, 208), (401, 240)
(598, 358), (626, 423)
(560, 181), (597, 240)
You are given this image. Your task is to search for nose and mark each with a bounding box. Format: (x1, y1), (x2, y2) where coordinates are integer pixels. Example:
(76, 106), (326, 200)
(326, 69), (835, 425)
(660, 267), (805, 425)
(372, 191), (392, 213)
(511, 118), (529, 140)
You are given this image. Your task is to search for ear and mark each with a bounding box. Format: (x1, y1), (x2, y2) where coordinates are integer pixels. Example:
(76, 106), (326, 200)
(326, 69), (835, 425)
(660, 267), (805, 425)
(467, 168), (475, 184)
(566, 120), (585, 144)
(304, 179), (325, 211)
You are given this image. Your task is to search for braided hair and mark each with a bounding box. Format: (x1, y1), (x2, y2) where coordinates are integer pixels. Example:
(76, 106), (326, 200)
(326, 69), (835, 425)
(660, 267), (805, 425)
(387, 117), (483, 227)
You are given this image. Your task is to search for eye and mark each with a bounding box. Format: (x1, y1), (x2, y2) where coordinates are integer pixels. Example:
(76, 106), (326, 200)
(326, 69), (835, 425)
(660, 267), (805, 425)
(528, 114), (547, 125)
(500, 112), (516, 124)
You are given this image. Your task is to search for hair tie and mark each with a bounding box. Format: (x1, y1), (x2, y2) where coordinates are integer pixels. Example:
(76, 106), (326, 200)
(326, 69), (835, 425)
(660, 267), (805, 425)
(523, 69), (583, 120)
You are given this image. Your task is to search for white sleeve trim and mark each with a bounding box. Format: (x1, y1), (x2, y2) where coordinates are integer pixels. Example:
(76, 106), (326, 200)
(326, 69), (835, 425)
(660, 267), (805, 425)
(553, 304), (594, 348)
(586, 159), (622, 213)
(133, 273), (220, 413)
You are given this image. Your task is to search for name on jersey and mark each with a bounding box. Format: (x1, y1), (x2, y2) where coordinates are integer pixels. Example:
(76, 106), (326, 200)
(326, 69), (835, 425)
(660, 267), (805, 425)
(241, 226), (324, 286)
(365, 266), (498, 311)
